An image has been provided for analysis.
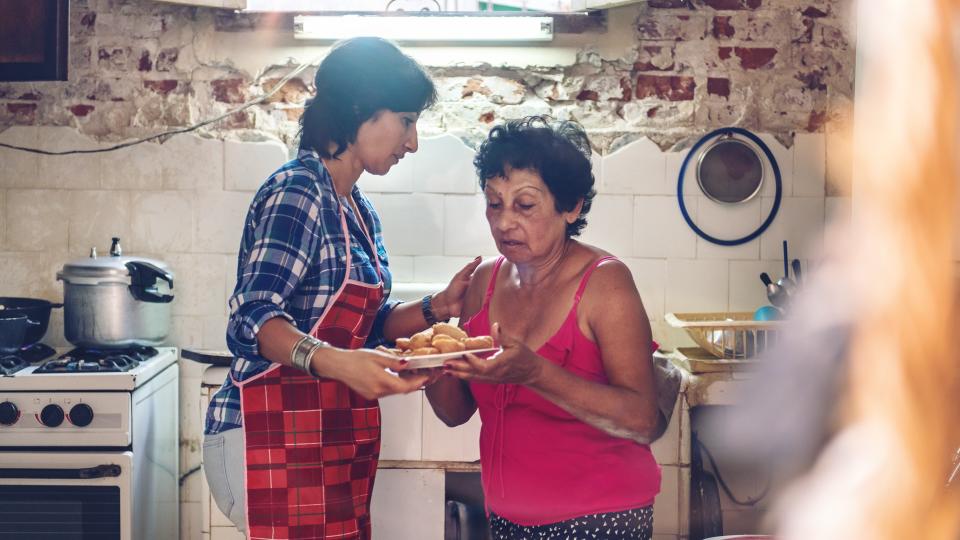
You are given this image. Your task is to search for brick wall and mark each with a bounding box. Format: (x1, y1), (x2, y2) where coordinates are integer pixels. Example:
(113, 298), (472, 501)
(0, 0), (854, 152)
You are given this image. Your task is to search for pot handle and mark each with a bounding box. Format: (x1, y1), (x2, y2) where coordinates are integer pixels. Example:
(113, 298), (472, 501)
(125, 261), (175, 304)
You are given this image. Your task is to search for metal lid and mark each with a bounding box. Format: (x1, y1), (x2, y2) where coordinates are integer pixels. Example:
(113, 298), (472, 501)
(58, 239), (172, 285)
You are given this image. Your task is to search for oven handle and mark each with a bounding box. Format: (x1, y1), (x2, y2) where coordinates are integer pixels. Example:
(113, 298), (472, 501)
(0, 464), (121, 479)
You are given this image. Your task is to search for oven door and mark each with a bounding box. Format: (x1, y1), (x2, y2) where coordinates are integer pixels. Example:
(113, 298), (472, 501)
(0, 450), (131, 540)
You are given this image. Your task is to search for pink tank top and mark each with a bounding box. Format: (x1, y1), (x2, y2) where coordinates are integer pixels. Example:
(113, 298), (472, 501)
(462, 256), (661, 525)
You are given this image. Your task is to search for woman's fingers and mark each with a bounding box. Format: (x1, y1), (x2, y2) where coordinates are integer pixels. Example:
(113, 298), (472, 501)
(456, 256), (482, 279)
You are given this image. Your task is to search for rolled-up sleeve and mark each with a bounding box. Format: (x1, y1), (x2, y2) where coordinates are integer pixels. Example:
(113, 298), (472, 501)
(226, 185), (325, 364)
(365, 300), (400, 348)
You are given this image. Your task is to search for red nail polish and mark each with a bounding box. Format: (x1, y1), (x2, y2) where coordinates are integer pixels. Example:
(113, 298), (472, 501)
(399, 360), (409, 366)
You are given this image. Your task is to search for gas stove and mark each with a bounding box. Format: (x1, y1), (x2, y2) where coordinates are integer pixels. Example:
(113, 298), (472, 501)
(0, 343), (57, 376)
(0, 347), (177, 392)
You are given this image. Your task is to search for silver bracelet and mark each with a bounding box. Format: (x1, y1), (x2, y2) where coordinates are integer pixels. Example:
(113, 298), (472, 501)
(290, 335), (329, 376)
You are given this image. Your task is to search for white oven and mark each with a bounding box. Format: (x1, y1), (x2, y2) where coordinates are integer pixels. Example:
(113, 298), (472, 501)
(0, 347), (179, 540)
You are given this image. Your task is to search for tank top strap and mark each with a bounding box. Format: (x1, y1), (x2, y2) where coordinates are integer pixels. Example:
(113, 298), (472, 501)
(483, 256), (507, 306)
(573, 256), (619, 308)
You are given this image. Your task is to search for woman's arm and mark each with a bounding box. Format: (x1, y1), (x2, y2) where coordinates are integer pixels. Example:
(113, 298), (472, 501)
(422, 259), (493, 427)
(445, 261), (661, 443)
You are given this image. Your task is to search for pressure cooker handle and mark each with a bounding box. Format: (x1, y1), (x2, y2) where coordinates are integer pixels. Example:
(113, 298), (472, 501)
(125, 261), (175, 304)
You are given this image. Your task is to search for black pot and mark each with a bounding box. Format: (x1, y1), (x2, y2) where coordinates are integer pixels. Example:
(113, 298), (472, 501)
(0, 297), (62, 346)
(0, 314), (34, 353)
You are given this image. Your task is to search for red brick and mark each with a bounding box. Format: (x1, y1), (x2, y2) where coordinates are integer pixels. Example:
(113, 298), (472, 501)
(69, 104), (95, 117)
(576, 90), (599, 101)
(718, 47), (733, 60)
(647, 106), (660, 118)
(734, 47), (777, 69)
(707, 77), (730, 97)
(17, 92), (41, 101)
(635, 75), (696, 101)
(144, 80), (178, 96)
(138, 50), (153, 72)
(713, 16), (735, 38)
(211, 78), (246, 104)
(795, 18), (815, 43)
(479, 111), (496, 124)
(802, 6), (828, 17)
(703, 0), (761, 9)
(6, 103), (37, 124)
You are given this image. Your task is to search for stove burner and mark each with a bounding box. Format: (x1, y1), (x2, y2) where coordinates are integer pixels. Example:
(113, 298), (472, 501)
(32, 346), (159, 374)
(0, 355), (29, 376)
(0, 344), (56, 376)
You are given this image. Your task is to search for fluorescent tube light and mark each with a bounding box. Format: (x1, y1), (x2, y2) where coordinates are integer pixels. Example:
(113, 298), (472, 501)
(293, 14), (554, 42)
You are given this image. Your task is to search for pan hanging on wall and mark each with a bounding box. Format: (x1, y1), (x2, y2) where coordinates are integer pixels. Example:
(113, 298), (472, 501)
(677, 127), (782, 246)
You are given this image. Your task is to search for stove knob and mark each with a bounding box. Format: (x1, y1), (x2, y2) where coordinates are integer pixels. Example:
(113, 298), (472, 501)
(40, 404), (64, 428)
(0, 401), (19, 426)
(69, 403), (94, 428)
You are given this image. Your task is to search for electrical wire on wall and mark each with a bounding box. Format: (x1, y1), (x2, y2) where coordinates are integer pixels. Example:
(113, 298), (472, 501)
(0, 55), (321, 157)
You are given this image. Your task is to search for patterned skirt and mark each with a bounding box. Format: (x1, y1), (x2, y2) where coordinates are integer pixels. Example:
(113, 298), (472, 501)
(489, 506), (654, 540)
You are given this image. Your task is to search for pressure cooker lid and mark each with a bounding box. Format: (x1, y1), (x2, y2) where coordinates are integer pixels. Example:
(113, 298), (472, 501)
(58, 238), (173, 284)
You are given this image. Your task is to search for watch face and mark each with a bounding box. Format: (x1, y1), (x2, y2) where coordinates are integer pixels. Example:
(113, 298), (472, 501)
(696, 138), (764, 204)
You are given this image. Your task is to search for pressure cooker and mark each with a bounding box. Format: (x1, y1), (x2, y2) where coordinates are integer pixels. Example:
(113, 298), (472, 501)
(57, 237), (174, 348)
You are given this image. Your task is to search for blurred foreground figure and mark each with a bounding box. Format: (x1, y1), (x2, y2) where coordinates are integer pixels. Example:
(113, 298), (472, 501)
(708, 1), (960, 538)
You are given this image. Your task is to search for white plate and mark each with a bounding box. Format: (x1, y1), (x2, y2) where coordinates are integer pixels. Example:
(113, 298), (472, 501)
(400, 348), (500, 369)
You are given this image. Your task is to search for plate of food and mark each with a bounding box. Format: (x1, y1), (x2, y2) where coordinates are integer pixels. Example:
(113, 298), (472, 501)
(377, 323), (499, 369)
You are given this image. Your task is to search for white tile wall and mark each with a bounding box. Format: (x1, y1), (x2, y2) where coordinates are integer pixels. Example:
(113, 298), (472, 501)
(379, 392), (424, 461)
(0, 126), (831, 353)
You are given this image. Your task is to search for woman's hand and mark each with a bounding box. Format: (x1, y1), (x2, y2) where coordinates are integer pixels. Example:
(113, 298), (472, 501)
(430, 256), (482, 320)
(312, 347), (433, 400)
(442, 322), (544, 385)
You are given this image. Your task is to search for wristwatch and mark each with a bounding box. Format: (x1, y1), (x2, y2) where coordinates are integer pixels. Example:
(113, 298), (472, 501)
(421, 294), (449, 325)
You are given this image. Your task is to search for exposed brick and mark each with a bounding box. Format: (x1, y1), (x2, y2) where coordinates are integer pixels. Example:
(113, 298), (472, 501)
(576, 90), (599, 101)
(633, 45), (676, 71)
(211, 78), (247, 104)
(719, 47), (733, 60)
(637, 14), (708, 41)
(6, 103), (37, 124)
(138, 50), (153, 72)
(802, 6), (828, 17)
(479, 111), (496, 124)
(707, 77), (730, 97)
(97, 46), (131, 70)
(649, 0), (689, 7)
(69, 104), (95, 117)
(462, 78), (490, 98)
(17, 93), (41, 101)
(734, 47), (778, 69)
(647, 106), (660, 118)
(635, 75), (696, 101)
(702, 0), (761, 9)
(713, 16), (735, 38)
(795, 18), (815, 43)
(144, 80), (178, 96)
(156, 48), (179, 72)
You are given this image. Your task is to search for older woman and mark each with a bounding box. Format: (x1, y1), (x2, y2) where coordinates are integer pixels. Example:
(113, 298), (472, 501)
(425, 117), (663, 539)
(203, 37), (479, 540)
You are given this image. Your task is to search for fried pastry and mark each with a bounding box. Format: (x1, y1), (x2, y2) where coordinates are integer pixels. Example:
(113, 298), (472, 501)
(432, 322), (468, 341)
(463, 336), (495, 350)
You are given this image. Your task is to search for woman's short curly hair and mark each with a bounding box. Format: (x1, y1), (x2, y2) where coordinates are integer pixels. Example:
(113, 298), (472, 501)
(299, 37), (437, 158)
(473, 116), (596, 237)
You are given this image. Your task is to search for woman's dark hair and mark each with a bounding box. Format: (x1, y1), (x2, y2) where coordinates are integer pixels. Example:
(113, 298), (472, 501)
(299, 37), (437, 158)
(473, 116), (596, 237)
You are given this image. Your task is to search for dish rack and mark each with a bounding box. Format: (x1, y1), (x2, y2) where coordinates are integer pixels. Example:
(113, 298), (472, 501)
(665, 312), (784, 359)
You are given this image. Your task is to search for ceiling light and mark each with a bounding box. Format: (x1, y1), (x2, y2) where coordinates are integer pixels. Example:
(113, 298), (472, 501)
(293, 14), (554, 43)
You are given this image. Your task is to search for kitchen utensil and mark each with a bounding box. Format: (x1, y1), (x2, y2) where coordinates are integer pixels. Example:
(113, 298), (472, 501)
(782, 240), (790, 279)
(0, 297), (62, 345)
(791, 258), (802, 285)
(0, 314), (33, 353)
(57, 237), (175, 347)
(665, 312), (783, 359)
(760, 272), (789, 308)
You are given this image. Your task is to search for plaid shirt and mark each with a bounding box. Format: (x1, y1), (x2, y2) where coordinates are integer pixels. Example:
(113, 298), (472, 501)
(205, 149), (397, 435)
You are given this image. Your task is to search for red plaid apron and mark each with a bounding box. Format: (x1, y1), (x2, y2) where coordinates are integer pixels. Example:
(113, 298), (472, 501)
(235, 204), (384, 540)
